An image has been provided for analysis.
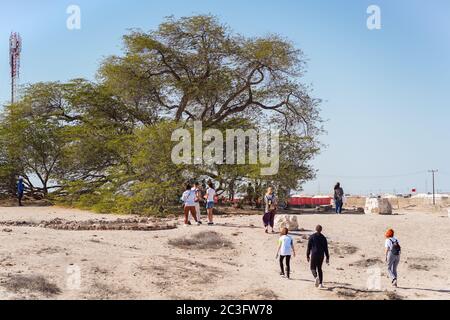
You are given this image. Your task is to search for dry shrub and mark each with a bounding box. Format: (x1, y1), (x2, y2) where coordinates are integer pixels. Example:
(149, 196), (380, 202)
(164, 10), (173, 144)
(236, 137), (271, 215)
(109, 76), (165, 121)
(168, 231), (233, 250)
(408, 264), (430, 271)
(336, 289), (357, 298)
(332, 243), (359, 255)
(251, 289), (279, 300)
(353, 257), (383, 268)
(385, 291), (403, 300)
(220, 289), (279, 300)
(2, 275), (61, 297)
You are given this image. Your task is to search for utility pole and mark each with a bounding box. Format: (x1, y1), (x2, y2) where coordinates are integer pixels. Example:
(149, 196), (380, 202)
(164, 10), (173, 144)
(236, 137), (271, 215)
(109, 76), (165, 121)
(428, 170), (438, 205)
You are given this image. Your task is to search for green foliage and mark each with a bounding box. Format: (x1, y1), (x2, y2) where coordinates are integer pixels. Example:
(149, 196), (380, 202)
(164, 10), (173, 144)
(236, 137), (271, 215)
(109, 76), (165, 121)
(0, 15), (322, 215)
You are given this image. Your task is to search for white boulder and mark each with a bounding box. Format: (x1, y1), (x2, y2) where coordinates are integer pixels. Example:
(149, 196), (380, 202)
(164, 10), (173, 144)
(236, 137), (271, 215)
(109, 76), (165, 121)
(364, 198), (392, 215)
(275, 215), (299, 231)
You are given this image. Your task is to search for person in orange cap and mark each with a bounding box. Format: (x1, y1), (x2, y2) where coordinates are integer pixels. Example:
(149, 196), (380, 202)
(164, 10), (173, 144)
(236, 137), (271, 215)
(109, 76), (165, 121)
(385, 228), (401, 287)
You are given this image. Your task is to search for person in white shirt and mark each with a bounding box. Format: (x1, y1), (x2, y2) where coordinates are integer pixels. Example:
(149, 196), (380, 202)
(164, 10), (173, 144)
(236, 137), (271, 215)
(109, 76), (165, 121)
(384, 228), (401, 287)
(182, 184), (201, 226)
(276, 228), (296, 279)
(189, 182), (202, 223)
(204, 181), (216, 225)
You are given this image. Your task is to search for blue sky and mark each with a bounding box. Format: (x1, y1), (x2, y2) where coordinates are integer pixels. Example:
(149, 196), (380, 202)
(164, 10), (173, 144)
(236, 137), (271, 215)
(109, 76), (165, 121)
(1, 0), (449, 195)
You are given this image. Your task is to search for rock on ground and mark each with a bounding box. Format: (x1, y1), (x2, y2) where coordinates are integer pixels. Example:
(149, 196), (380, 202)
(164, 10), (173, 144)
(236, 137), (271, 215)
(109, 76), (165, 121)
(275, 215), (299, 231)
(364, 198), (392, 215)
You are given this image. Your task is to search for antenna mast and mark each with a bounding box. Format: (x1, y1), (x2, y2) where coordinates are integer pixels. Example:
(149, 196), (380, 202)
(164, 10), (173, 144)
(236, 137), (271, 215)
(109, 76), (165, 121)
(9, 32), (22, 104)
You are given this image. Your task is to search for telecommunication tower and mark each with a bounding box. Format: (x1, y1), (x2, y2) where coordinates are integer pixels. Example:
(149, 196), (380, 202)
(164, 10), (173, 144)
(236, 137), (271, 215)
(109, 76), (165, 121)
(9, 32), (22, 104)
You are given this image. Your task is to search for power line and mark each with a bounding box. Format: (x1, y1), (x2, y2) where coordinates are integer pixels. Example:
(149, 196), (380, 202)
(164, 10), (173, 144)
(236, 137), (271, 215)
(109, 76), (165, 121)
(316, 170), (427, 180)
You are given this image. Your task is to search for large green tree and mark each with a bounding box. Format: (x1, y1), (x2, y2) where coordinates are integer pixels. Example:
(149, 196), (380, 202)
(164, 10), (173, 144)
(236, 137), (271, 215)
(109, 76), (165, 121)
(0, 15), (322, 214)
(96, 15), (322, 202)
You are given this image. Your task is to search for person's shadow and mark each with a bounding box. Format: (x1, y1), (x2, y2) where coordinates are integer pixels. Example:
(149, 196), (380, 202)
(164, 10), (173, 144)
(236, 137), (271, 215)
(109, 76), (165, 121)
(287, 230), (314, 239)
(396, 286), (450, 294)
(293, 280), (450, 295)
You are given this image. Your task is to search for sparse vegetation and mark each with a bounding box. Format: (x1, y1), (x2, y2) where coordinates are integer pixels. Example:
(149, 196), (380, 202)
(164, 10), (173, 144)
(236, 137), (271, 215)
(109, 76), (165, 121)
(251, 289), (279, 300)
(385, 291), (403, 300)
(335, 289), (357, 298)
(408, 264), (430, 271)
(332, 243), (359, 255)
(88, 281), (133, 300)
(353, 257), (383, 267)
(168, 231), (233, 250)
(221, 289), (279, 300)
(2, 275), (61, 297)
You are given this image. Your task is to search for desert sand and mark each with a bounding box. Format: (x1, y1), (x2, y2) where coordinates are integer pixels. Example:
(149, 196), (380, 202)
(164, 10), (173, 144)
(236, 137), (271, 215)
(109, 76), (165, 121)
(0, 205), (448, 300)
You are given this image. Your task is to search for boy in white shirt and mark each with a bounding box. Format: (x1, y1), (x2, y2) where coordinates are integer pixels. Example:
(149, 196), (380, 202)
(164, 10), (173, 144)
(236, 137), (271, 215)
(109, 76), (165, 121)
(276, 228), (296, 279)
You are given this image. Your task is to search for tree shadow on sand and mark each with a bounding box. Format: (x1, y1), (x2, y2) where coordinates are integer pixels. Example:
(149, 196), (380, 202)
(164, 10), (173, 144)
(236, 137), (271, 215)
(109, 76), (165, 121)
(212, 222), (260, 230)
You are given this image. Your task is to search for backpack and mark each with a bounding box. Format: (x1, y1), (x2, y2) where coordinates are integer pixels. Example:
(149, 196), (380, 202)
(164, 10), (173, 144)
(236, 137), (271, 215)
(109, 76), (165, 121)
(265, 194), (276, 211)
(390, 239), (401, 256)
(334, 188), (343, 201)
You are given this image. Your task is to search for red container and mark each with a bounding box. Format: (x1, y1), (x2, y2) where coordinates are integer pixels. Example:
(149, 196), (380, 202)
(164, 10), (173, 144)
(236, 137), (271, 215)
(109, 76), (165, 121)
(288, 197), (332, 207)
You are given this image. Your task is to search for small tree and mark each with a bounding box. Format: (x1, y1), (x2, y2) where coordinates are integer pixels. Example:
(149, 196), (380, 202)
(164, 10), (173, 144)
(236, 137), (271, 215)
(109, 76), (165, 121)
(0, 124), (19, 196)
(1, 83), (71, 196)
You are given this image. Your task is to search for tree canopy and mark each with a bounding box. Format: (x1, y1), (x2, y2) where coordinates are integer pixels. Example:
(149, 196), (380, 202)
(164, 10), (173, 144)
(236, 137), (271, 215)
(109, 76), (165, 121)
(0, 15), (322, 214)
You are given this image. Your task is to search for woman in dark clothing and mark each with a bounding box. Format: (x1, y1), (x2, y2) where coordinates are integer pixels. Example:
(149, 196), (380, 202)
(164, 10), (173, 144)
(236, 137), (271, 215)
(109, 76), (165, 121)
(263, 187), (278, 233)
(334, 182), (344, 214)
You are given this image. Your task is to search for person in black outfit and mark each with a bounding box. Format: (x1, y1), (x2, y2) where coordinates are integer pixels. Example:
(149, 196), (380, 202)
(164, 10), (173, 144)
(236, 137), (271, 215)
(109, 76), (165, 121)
(307, 225), (330, 288)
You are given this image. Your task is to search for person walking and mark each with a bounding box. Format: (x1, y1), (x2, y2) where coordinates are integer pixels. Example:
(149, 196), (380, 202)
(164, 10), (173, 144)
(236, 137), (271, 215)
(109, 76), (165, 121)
(385, 229), (401, 287)
(182, 184), (201, 226)
(334, 182), (344, 214)
(17, 176), (25, 207)
(307, 225), (330, 289)
(204, 181), (216, 225)
(189, 182), (202, 223)
(263, 187), (278, 233)
(276, 227), (296, 279)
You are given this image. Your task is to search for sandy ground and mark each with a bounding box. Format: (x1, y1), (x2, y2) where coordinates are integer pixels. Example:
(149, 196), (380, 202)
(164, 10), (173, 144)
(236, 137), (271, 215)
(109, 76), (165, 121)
(0, 206), (449, 300)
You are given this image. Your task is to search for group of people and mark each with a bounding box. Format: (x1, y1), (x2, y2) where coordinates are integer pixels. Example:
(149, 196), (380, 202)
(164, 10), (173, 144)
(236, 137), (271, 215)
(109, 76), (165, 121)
(275, 225), (401, 288)
(276, 225), (330, 288)
(263, 184), (401, 289)
(180, 181), (401, 289)
(181, 180), (216, 226)
(261, 185), (330, 287)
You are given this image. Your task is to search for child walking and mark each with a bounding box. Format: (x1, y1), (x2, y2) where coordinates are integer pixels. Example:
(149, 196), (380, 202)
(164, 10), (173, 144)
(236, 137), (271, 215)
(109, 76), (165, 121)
(276, 228), (296, 279)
